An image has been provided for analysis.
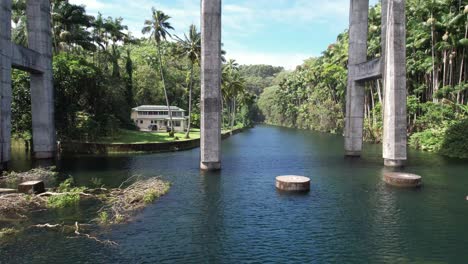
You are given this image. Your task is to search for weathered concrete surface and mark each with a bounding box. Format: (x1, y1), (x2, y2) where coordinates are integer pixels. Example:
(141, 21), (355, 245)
(344, 0), (369, 157)
(27, 0), (56, 159)
(0, 0), (13, 167)
(382, 0), (407, 166)
(0, 0), (56, 167)
(383, 172), (421, 187)
(276, 175), (310, 192)
(11, 44), (44, 73)
(353, 58), (382, 82)
(18, 180), (45, 194)
(200, 0), (222, 170)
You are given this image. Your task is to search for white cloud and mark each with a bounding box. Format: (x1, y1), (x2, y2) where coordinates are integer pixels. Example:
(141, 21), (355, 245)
(66, 0), (379, 68)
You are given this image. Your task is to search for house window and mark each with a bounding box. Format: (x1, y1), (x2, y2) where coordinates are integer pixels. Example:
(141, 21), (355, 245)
(175, 121), (181, 127)
(140, 120), (143, 124)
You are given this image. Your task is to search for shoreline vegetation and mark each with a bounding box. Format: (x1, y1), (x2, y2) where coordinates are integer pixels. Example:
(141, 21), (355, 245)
(11, 3), (257, 151)
(7, 1), (467, 160)
(59, 127), (245, 155)
(0, 168), (170, 246)
(257, 2), (468, 159)
(94, 127), (237, 144)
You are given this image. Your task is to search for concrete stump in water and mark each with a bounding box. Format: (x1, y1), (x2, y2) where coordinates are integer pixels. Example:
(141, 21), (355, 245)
(18, 181), (45, 194)
(383, 172), (422, 188)
(276, 176), (310, 192)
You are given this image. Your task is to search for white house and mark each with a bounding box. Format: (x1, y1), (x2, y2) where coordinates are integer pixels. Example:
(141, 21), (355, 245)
(131, 105), (189, 132)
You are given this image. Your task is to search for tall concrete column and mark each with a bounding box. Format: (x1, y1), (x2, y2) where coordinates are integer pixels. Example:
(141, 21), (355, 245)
(27, 0), (56, 159)
(200, 0), (222, 170)
(344, 0), (369, 156)
(382, 0), (407, 167)
(0, 0), (13, 167)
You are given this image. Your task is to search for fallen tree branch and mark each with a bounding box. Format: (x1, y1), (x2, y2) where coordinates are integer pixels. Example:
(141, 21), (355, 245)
(37, 191), (93, 197)
(71, 222), (118, 247)
(31, 223), (62, 229)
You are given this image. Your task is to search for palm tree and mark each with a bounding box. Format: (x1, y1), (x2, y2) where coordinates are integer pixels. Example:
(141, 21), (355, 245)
(142, 8), (175, 136)
(51, 0), (94, 52)
(175, 24), (201, 139)
(104, 16), (128, 77)
(222, 60), (246, 133)
(12, 0), (27, 46)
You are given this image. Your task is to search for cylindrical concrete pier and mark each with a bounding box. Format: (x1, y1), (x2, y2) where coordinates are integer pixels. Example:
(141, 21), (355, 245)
(200, 0), (222, 171)
(344, 0), (369, 157)
(276, 175), (310, 192)
(382, 0), (407, 167)
(27, 0), (57, 160)
(383, 172), (421, 187)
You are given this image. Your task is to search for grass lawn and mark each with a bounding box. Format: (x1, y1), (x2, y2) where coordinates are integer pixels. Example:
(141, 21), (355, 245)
(100, 129), (201, 144)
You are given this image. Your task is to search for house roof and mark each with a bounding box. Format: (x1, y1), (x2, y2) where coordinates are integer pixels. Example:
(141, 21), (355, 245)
(132, 105), (185, 112)
(137, 117), (188, 120)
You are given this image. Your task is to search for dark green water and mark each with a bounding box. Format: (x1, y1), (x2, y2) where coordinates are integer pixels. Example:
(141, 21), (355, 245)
(1, 125), (468, 263)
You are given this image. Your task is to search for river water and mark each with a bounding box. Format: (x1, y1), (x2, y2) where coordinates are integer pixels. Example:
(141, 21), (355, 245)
(1, 125), (468, 263)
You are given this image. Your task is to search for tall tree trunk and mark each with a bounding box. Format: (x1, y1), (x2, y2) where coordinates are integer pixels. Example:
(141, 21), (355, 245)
(185, 62), (194, 139)
(230, 97), (236, 135)
(157, 43), (174, 137)
(376, 80), (382, 105)
(443, 50), (447, 87)
(449, 51), (454, 88)
(370, 84), (376, 125)
(458, 23), (467, 104)
(431, 19), (439, 103)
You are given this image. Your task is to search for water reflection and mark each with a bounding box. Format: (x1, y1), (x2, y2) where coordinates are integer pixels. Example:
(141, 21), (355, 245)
(2, 125), (468, 263)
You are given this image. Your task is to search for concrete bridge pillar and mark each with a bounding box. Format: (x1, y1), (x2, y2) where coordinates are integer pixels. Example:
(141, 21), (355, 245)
(0, 0), (13, 168)
(200, 0), (222, 170)
(27, 0), (56, 159)
(382, 0), (407, 166)
(344, 0), (369, 157)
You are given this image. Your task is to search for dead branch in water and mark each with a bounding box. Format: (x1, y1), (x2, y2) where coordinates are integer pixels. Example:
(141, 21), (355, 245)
(98, 177), (170, 224)
(31, 223), (62, 228)
(1, 175), (170, 247)
(70, 222), (118, 247)
(29, 222), (118, 247)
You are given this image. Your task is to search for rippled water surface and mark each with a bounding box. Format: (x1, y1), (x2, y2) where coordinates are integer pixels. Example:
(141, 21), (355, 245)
(2, 125), (468, 263)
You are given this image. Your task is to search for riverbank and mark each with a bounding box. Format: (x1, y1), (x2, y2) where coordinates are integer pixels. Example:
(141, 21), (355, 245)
(99, 129), (202, 144)
(258, 121), (468, 160)
(0, 168), (170, 246)
(60, 128), (245, 155)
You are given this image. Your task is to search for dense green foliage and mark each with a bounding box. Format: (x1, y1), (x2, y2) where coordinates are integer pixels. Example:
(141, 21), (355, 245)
(47, 178), (85, 208)
(440, 118), (468, 158)
(9, 0), (468, 158)
(238, 65), (284, 95)
(10, 0), (257, 142)
(258, 1), (468, 158)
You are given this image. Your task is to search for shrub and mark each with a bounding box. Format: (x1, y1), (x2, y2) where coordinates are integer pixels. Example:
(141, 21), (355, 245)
(98, 211), (109, 225)
(440, 119), (468, 159)
(409, 127), (445, 152)
(46, 193), (80, 208)
(47, 178), (85, 208)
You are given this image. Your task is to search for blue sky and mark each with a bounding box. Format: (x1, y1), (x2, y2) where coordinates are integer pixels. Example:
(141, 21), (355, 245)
(70, 0), (379, 69)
